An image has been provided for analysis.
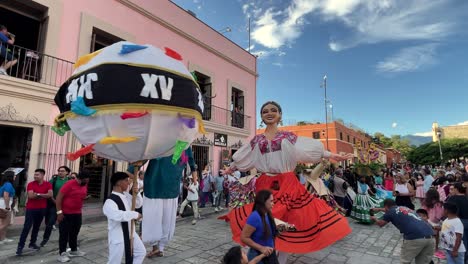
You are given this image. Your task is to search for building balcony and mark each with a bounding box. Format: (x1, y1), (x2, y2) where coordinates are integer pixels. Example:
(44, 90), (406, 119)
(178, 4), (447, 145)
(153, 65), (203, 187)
(202, 105), (251, 136)
(0, 43), (74, 88)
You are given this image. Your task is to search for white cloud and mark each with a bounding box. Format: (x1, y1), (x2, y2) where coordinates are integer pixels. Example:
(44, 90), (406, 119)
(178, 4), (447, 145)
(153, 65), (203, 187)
(414, 131), (433, 137)
(392, 122), (398, 128)
(272, 62), (284, 67)
(376, 43), (438, 73)
(456, 120), (468, 126)
(251, 0), (319, 49)
(324, 0), (456, 51)
(243, 0), (463, 68)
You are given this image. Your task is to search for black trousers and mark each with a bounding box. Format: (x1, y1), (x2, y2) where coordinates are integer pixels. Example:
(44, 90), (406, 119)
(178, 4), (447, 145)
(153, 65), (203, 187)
(59, 214), (82, 254)
(42, 204), (56, 243)
(18, 209), (45, 249)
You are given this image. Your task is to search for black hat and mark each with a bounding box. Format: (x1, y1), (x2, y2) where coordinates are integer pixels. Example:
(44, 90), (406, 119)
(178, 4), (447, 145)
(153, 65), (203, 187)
(111, 172), (129, 187)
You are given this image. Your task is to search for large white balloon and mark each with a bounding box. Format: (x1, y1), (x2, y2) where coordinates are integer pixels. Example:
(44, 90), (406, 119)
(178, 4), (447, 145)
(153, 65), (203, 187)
(53, 41), (204, 162)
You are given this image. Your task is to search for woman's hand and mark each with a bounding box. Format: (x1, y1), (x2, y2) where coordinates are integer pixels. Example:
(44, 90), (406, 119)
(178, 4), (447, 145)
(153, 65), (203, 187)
(330, 153), (354, 162)
(259, 246), (273, 256)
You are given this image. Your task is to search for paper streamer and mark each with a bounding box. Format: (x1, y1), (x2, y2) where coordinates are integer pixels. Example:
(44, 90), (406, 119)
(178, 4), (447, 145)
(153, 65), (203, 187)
(178, 114), (196, 128)
(99, 136), (139, 144)
(119, 44), (147, 55)
(164, 47), (183, 61)
(71, 97), (97, 116)
(172, 140), (189, 165)
(121, 111), (149, 120)
(67, 144), (95, 161)
(180, 151), (188, 165)
(51, 122), (71, 136)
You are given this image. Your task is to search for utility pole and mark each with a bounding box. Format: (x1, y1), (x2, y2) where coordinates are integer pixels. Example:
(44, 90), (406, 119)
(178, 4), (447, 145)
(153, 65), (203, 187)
(323, 75), (329, 150)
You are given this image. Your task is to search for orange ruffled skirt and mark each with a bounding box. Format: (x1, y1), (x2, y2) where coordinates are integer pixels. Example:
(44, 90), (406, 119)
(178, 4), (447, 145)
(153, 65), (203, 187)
(221, 172), (352, 254)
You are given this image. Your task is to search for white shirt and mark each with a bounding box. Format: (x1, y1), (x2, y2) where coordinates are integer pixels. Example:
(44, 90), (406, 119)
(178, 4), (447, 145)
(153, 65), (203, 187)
(103, 191), (143, 244)
(186, 182), (199, 201)
(440, 218), (466, 252)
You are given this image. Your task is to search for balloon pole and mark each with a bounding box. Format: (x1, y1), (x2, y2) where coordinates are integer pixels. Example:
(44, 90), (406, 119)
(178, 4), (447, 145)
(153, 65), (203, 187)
(131, 161), (144, 256)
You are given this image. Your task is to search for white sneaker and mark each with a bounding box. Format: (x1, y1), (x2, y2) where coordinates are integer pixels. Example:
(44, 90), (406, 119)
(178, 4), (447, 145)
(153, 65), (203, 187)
(0, 68), (6, 75)
(68, 250), (86, 257)
(218, 206), (224, 210)
(58, 252), (70, 262)
(214, 207), (219, 212)
(3, 238), (14, 243)
(191, 219), (197, 225)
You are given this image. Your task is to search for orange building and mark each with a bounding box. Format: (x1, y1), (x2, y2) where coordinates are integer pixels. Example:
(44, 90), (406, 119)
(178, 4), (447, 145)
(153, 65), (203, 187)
(257, 121), (376, 166)
(385, 148), (402, 167)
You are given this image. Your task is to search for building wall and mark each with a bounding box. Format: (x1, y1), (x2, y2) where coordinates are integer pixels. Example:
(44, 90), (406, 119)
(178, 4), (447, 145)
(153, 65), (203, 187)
(432, 122), (468, 142)
(257, 122), (374, 165)
(1, 0), (257, 187)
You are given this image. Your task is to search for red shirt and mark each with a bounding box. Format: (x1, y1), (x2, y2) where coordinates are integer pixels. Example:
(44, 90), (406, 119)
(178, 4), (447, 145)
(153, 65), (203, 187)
(26, 181), (52, 209)
(60, 180), (87, 214)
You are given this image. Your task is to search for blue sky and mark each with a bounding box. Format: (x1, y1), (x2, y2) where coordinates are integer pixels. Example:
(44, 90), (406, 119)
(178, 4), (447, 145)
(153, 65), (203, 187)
(172, 0), (468, 137)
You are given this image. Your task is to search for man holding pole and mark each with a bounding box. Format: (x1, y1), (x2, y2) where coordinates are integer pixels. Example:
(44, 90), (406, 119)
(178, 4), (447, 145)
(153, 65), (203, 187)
(128, 146), (197, 258)
(103, 172), (144, 264)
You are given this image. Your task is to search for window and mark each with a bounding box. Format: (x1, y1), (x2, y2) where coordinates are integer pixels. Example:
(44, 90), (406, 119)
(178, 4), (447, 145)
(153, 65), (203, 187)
(231, 87), (244, 128)
(90, 27), (123, 52)
(347, 135), (350, 142)
(193, 71), (212, 121)
(339, 132), (343, 140)
(313, 132), (320, 139)
(353, 138), (356, 144)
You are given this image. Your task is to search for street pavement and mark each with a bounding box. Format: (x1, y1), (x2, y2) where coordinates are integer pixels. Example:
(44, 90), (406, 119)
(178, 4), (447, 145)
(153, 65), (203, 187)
(0, 208), (445, 264)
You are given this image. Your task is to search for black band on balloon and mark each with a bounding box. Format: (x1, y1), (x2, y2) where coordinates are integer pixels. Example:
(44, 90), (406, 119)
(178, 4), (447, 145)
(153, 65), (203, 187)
(54, 63), (202, 114)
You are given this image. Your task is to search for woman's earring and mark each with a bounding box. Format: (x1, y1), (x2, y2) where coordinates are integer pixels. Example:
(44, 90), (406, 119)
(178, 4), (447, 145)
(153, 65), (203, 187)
(259, 120), (264, 127)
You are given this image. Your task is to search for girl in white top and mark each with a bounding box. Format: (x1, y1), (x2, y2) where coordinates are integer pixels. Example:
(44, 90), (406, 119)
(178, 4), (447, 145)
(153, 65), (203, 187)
(179, 175), (199, 225)
(222, 101), (353, 264)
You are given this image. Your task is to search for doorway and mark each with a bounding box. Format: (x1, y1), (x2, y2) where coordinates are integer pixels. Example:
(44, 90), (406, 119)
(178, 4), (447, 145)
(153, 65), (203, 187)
(192, 145), (209, 176)
(0, 124), (33, 206)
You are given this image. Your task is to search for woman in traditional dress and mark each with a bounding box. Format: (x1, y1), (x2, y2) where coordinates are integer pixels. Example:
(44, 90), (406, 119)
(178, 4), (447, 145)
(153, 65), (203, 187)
(221, 101), (352, 264)
(350, 175), (384, 223)
(303, 161), (345, 215)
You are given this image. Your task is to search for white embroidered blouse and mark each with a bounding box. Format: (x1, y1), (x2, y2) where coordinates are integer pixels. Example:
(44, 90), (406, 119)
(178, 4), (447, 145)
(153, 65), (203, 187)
(232, 131), (331, 174)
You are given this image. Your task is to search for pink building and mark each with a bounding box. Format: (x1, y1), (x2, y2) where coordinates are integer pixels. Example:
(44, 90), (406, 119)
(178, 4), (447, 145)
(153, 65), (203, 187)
(0, 0), (256, 201)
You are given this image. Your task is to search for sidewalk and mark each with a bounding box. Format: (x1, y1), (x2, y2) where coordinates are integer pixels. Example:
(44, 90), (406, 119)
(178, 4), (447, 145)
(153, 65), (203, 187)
(0, 204), (221, 263)
(7, 202), (106, 237)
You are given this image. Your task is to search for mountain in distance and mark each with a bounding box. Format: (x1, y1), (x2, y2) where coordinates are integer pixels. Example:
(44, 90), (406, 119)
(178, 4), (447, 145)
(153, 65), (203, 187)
(403, 135), (432, 146)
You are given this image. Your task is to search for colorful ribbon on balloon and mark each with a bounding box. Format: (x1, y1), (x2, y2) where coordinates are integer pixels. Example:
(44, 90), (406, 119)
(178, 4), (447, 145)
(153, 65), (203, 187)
(67, 144), (95, 161)
(172, 140), (189, 165)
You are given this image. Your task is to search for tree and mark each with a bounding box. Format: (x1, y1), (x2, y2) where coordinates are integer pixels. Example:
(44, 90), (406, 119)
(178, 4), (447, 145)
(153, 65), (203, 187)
(407, 138), (468, 165)
(373, 132), (414, 157)
(297, 121), (309, 126)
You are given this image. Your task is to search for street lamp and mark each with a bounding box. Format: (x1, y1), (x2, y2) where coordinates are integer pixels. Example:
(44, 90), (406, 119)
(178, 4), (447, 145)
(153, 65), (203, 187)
(322, 75), (329, 150)
(437, 131), (443, 162)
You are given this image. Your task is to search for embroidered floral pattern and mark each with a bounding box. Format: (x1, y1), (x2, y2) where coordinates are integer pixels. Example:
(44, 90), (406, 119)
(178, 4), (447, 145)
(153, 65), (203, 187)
(250, 131), (298, 154)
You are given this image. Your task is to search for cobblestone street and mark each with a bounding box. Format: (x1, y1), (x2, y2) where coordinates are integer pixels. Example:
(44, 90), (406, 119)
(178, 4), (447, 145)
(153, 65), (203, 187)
(0, 210), (443, 264)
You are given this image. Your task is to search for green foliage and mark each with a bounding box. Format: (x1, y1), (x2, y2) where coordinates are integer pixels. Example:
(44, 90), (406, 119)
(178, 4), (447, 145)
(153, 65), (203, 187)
(407, 138), (468, 164)
(353, 162), (384, 176)
(373, 132), (414, 157)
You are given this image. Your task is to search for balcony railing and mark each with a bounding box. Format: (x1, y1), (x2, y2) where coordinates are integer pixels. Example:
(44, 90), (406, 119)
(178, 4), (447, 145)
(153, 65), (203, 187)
(203, 105), (251, 130)
(0, 43), (74, 87)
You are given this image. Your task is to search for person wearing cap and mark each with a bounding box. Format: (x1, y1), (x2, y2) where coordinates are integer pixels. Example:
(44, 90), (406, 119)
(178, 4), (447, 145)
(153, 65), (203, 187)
(178, 174), (200, 225)
(55, 172), (90, 263)
(103, 172), (144, 264)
